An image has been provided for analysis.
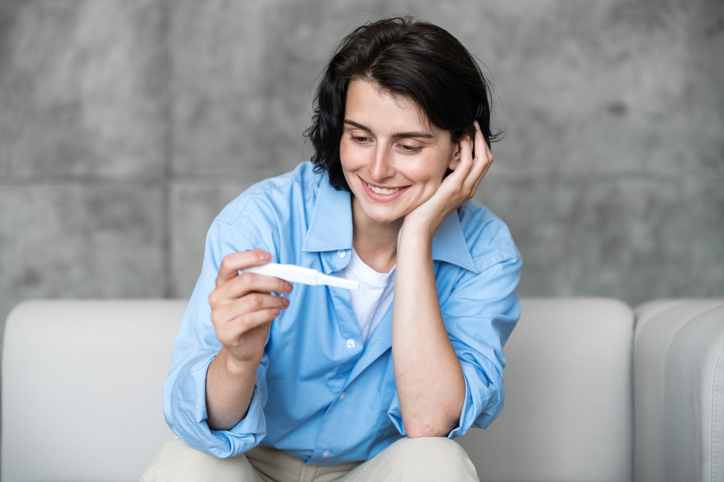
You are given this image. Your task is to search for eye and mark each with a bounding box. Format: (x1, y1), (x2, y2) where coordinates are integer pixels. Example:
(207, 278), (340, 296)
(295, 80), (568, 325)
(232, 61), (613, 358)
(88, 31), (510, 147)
(398, 144), (422, 153)
(351, 135), (371, 144)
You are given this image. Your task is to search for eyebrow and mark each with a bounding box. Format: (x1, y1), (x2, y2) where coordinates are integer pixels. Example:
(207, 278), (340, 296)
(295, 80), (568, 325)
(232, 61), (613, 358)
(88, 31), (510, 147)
(343, 120), (435, 139)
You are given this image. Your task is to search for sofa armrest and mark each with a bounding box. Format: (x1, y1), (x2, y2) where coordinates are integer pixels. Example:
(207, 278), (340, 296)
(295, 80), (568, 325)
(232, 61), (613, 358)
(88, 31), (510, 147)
(2, 299), (186, 482)
(634, 299), (724, 482)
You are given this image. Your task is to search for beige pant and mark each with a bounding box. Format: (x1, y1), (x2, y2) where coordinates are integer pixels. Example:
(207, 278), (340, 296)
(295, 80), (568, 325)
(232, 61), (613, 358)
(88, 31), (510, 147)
(141, 437), (479, 482)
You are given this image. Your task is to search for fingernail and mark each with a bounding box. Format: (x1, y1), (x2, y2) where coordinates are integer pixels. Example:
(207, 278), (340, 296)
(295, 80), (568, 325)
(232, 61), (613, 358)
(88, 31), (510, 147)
(283, 298), (290, 307)
(259, 251), (271, 261)
(285, 282), (293, 293)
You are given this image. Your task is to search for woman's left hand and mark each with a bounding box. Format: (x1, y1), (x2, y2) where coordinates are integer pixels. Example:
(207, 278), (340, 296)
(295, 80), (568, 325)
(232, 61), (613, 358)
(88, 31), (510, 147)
(401, 120), (494, 239)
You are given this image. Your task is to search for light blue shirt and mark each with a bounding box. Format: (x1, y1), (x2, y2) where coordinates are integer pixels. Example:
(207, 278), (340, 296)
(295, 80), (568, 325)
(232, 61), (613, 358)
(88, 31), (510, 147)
(164, 162), (522, 464)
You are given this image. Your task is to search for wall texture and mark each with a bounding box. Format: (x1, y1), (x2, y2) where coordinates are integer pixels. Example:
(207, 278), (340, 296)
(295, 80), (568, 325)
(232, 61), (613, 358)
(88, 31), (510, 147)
(1, 0), (723, 346)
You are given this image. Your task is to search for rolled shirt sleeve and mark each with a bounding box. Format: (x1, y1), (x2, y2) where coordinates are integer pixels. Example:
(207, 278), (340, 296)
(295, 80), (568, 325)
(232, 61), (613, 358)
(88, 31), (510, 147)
(446, 254), (522, 436)
(163, 218), (272, 458)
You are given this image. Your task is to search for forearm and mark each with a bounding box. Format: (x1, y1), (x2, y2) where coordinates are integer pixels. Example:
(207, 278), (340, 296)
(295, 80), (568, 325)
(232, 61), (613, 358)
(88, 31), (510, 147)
(392, 229), (466, 438)
(205, 347), (259, 431)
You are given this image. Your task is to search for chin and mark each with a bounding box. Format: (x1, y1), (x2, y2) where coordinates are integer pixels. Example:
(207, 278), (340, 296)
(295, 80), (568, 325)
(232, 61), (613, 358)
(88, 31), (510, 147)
(371, 215), (404, 225)
(360, 204), (408, 226)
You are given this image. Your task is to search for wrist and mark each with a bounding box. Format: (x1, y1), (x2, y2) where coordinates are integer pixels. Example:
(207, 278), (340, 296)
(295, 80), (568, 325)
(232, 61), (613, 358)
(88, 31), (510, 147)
(397, 227), (433, 258)
(398, 221), (434, 247)
(219, 347), (260, 379)
(404, 214), (436, 234)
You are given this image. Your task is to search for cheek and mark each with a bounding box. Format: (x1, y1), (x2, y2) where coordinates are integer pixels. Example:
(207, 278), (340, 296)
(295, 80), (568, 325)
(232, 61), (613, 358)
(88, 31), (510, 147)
(339, 139), (359, 172)
(406, 151), (451, 184)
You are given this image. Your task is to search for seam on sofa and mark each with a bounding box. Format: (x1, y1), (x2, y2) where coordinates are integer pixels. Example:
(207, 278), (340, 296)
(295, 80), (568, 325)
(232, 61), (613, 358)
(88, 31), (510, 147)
(714, 331), (724, 482)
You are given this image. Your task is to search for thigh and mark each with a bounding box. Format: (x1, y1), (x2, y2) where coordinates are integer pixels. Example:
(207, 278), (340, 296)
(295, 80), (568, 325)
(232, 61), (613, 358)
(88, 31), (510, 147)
(340, 437), (479, 482)
(245, 445), (362, 482)
(244, 445), (303, 482)
(140, 438), (263, 482)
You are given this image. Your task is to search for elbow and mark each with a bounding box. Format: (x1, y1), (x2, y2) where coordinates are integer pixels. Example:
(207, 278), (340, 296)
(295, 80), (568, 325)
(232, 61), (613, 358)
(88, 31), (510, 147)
(405, 425), (436, 439)
(403, 415), (459, 439)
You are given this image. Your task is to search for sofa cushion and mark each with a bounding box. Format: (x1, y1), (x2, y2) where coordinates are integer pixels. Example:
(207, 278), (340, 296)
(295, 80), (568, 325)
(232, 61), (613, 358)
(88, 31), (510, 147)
(2, 299), (185, 482)
(457, 297), (635, 482)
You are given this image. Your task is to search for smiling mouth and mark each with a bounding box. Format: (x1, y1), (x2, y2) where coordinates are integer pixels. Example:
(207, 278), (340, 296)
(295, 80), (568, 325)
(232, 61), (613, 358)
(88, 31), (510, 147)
(366, 183), (402, 195)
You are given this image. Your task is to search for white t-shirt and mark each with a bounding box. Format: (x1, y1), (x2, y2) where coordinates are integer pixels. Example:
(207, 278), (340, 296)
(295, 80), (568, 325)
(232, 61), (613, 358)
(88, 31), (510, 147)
(337, 249), (395, 342)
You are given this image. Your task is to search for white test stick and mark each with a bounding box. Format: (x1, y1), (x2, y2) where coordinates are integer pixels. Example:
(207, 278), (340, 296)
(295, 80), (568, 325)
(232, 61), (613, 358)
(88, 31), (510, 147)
(243, 263), (359, 291)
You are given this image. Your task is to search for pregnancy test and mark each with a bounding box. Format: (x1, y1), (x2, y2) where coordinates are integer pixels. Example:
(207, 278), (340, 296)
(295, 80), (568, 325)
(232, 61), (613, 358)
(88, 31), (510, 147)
(243, 263), (359, 291)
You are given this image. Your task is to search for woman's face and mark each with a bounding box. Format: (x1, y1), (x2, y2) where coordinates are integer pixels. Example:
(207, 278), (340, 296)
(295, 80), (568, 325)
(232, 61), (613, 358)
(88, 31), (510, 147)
(340, 79), (459, 228)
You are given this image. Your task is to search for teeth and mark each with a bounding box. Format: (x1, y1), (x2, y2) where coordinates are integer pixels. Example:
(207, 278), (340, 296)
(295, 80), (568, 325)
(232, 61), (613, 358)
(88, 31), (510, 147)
(367, 183), (401, 195)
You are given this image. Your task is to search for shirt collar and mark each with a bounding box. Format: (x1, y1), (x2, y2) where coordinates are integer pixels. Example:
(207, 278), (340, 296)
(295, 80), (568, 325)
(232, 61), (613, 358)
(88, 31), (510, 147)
(302, 175), (478, 273)
(302, 176), (354, 253)
(431, 209), (478, 273)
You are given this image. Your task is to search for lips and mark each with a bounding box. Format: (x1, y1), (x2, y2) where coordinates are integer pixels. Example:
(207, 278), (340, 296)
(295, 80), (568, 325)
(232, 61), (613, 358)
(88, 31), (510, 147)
(367, 183), (401, 195)
(359, 177), (408, 202)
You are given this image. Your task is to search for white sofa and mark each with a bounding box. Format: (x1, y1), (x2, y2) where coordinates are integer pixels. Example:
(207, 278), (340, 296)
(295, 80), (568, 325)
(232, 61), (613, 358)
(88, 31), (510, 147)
(2, 297), (723, 481)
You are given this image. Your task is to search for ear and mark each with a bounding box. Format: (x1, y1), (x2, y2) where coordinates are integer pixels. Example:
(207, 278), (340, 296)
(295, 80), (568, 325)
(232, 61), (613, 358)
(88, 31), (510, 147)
(448, 140), (464, 170)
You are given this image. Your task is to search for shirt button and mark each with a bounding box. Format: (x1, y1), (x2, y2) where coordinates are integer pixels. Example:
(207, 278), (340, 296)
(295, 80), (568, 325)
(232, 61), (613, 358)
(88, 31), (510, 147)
(321, 450), (331, 458)
(346, 339), (355, 348)
(338, 392), (346, 401)
(337, 250), (346, 258)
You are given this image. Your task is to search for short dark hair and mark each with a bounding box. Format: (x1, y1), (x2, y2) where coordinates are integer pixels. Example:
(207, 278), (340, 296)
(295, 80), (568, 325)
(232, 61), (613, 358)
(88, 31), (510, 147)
(305, 16), (501, 192)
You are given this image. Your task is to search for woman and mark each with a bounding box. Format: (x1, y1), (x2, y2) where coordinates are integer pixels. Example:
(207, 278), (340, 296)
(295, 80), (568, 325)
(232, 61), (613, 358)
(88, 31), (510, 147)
(144, 16), (521, 481)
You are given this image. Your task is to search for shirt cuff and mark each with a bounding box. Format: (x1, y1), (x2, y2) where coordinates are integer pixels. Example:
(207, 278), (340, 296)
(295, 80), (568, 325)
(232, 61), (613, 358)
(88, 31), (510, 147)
(386, 391), (406, 437)
(164, 352), (267, 458)
(448, 359), (503, 438)
(386, 359), (503, 439)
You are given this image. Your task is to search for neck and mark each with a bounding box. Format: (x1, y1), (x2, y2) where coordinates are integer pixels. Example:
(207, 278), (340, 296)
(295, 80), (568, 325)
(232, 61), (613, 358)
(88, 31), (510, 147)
(351, 197), (400, 273)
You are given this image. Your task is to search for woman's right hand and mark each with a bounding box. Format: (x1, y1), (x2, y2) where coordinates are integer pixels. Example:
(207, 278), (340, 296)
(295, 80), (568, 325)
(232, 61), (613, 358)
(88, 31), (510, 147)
(208, 248), (293, 367)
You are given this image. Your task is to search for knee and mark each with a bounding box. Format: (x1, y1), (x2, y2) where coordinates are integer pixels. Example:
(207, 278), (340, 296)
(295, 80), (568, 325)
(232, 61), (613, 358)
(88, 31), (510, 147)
(141, 438), (255, 482)
(384, 437), (478, 481)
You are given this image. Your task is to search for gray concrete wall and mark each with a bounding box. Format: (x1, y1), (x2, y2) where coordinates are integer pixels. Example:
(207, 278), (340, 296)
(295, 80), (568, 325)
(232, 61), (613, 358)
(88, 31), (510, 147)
(1, 0), (723, 343)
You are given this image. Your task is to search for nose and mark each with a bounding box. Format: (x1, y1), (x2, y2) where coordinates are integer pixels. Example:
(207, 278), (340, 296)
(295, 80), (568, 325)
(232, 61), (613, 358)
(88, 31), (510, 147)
(368, 146), (395, 182)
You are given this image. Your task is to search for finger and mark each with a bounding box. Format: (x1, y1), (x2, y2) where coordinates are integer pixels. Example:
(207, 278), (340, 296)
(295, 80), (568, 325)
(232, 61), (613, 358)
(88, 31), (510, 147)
(236, 292), (290, 320)
(455, 134), (480, 187)
(212, 272), (293, 306)
(216, 249), (272, 287)
(473, 121), (494, 167)
(212, 292), (289, 327)
(468, 123), (493, 178)
(470, 164), (489, 196)
(216, 309), (279, 346)
(455, 123), (492, 198)
(464, 160), (490, 199)
(450, 135), (475, 182)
